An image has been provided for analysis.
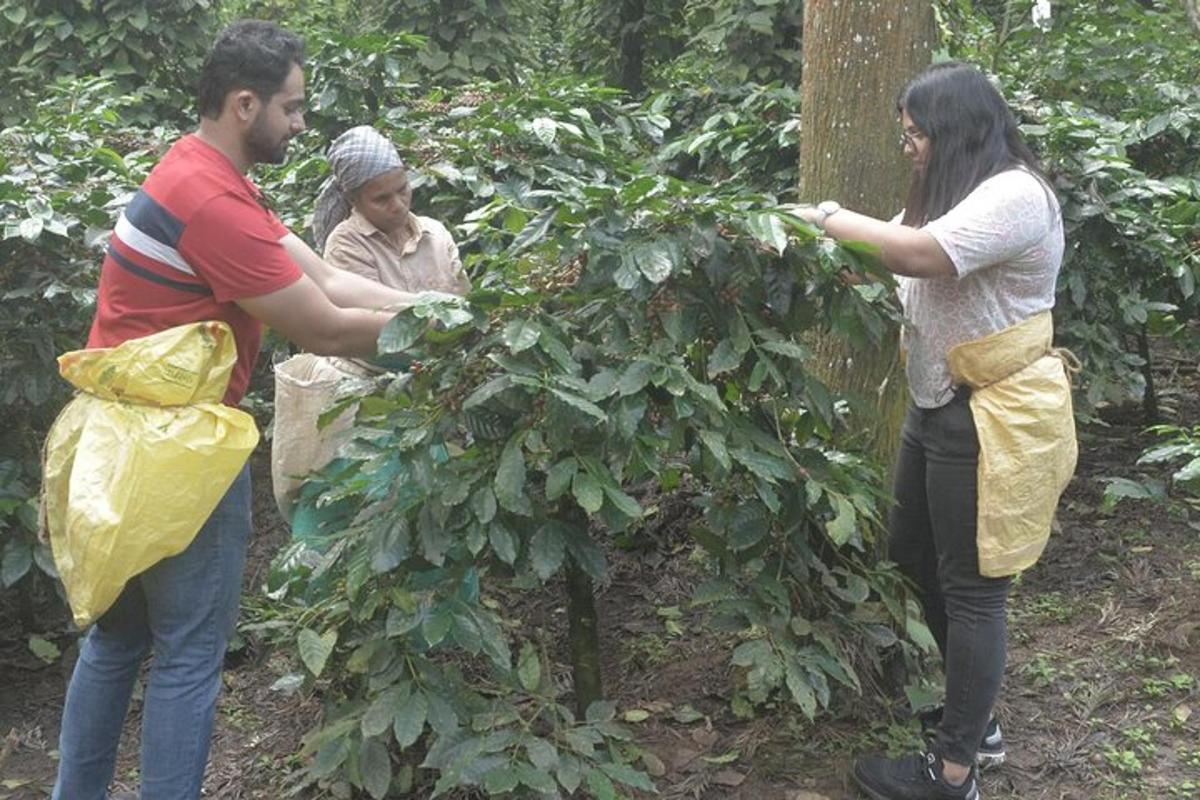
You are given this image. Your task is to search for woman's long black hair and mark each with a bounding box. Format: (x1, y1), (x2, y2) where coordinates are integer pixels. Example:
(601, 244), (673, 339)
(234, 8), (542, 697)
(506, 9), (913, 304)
(898, 61), (1049, 227)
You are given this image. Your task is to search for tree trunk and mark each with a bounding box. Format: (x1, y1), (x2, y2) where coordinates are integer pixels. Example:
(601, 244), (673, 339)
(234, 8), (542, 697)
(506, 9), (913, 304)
(1183, 0), (1200, 38)
(617, 0), (646, 94)
(562, 506), (603, 715)
(565, 559), (603, 716)
(798, 0), (937, 468)
(1137, 324), (1158, 424)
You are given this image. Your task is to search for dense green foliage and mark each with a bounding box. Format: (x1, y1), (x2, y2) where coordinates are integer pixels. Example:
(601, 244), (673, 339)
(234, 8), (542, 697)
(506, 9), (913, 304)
(681, 0), (803, 84)
(0, 0), (218, 127)
(2, 0), (1198, 797)
(0, 77), (166, 595)
(258, 78), (922, 797)
(365, 0), (534, 83)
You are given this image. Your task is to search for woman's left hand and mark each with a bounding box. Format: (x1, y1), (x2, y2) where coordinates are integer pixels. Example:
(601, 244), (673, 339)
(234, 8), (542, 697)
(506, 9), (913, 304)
(793, 205), (824, 227)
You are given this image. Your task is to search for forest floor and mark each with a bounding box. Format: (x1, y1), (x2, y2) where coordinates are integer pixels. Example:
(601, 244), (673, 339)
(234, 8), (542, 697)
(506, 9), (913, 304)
(2, 340), (1198, 800)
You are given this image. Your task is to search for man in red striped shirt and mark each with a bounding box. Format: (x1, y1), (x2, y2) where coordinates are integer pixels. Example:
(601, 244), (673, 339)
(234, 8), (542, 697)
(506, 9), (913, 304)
(54, 20), (414, 800)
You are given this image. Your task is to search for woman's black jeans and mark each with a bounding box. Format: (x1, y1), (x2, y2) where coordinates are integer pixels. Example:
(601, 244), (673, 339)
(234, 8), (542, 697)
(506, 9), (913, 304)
(888, 391), (1012, 767)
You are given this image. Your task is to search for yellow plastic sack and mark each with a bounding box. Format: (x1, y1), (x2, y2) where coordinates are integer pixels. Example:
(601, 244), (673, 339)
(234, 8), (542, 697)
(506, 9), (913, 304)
(947, 311), (1078, 577)
(41, 321), (260, 628)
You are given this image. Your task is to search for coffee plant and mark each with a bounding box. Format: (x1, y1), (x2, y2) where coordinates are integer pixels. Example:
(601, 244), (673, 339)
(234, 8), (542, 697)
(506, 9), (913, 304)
(682, 0), (803, 84)
(0, 0), (217, 127)
(258, 80), (928, 798)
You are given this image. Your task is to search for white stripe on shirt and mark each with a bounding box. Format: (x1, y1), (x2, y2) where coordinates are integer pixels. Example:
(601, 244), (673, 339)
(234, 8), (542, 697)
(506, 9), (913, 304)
(115, 213), (196, 276)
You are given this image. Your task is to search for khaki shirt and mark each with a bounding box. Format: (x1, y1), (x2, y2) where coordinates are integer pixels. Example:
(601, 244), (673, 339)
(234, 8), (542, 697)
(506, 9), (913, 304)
(323, 209), (470, 295)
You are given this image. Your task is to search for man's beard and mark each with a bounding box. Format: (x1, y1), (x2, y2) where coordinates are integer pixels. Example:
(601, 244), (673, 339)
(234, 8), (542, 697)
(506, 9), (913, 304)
(246, 113), (289, 165)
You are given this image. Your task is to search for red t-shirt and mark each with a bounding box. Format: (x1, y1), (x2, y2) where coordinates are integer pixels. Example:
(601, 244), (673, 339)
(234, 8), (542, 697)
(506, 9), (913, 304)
(88, 134), (303, 405)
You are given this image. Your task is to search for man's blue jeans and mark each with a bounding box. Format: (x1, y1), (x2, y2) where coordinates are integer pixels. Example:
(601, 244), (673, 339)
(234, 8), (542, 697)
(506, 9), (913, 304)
(52, 465), (252, 800)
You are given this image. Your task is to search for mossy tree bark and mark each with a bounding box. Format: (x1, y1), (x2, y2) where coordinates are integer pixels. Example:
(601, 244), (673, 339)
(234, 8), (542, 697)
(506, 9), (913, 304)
(617, 0), (647, 94)
(1184, 0), (1200, 38)
(565, 559), (603, 715)
(563, 506), (603, 715)
(798, 0), (937, 470)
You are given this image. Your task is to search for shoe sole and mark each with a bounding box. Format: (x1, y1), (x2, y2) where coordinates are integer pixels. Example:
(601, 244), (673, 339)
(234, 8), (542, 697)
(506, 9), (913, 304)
(853, 761), (984, 800)
(851, 762), (896, 800)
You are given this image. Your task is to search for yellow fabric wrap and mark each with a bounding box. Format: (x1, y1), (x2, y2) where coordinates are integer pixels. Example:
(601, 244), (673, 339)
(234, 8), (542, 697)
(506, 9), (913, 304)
(41, 321), (259, 628)
(946, 311), (1078, 577)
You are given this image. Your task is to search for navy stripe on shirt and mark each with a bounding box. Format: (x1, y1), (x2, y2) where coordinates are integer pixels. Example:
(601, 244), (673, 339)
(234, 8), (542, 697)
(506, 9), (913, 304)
(125, 189), (186, 248)
(106, 246), (213, 296)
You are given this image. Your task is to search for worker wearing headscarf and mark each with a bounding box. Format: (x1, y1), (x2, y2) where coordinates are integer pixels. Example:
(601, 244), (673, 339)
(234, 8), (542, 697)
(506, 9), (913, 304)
(312, 125), (469, 295)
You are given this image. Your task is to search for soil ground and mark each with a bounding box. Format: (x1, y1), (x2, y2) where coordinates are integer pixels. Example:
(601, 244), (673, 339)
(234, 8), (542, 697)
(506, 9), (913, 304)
(2, 342), (1198, 800)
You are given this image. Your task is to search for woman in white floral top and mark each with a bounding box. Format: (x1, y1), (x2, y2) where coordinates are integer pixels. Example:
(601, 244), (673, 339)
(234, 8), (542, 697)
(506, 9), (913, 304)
(796, 61), (1064, 800)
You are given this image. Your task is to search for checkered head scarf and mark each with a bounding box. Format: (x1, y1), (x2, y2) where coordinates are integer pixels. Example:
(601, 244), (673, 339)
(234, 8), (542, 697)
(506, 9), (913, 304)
(312, 126), (406, 251)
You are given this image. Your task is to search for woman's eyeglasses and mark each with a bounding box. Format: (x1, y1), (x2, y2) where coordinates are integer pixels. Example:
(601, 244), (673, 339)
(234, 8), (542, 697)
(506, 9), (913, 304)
(900, 127), (927, 150)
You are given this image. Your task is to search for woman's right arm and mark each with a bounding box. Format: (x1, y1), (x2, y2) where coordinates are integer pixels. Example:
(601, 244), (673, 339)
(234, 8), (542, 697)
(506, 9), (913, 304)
(809, 208), (957, 279)
(283, 233), (411, 310)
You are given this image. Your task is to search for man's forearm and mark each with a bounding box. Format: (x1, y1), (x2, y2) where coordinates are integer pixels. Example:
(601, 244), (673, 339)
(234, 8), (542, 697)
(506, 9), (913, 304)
(236, 275), (400, 358)
(319, 307), (396, 357)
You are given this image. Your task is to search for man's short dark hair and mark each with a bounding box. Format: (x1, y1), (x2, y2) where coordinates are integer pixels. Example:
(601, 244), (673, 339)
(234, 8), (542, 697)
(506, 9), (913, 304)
(196, 20), (305, 120)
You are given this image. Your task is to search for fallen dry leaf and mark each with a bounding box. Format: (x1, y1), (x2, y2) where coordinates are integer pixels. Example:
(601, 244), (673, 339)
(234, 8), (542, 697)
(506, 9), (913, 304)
(666, 745), (702, 771)
(641, 750), (667, 777)
(712, 769), (746, 786)
(691, 727), (719, 749)
(1167, 620), (1198, 650)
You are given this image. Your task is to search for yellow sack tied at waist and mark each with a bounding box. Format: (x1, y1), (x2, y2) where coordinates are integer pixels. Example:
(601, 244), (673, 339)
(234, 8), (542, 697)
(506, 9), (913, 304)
(40, 321), (259, 628)
(947, 311), (1079, 578)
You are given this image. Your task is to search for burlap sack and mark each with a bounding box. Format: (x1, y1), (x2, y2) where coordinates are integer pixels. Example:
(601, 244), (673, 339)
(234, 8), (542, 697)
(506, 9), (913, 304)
(271, 354), (368, 522)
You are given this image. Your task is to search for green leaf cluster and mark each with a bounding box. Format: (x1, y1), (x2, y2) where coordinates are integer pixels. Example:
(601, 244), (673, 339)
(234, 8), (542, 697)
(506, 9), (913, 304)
(0, 77), (165, 592)
(1137, 424), (1200, 495)
(0, 0), (217, 127)
(262, 74), (920, 797)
